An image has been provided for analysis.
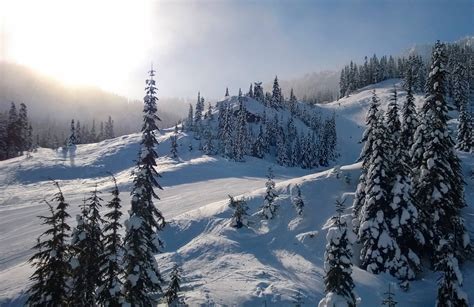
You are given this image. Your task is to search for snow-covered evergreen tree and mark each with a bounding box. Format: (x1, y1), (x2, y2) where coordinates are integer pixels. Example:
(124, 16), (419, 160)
(289, 88), (297, 114)
(261, 167), (278, 219)
(353, 90), (380, 229)
(225, 87), (229, 97)
(68, 119), (77, 147)
(222, 102), (234, 159)
(385, 88), (401, 159)
(170, 134), (179, 159)
(358, 117), (399, 274)
(401, 65), (418, 155)
(122, 67), (165, 305)
(271, 76), (282, 108)
(26, 181), (71, 306)
(97, 175), (124, 306)
(381, 284), (397, 307)
(165, 264), (182, 306)
(229, 195), (249, 228)
(186, 104), (194, 131)
(253, 82), (264, 103)
(411, 41), (469, 265)
(291, 184), (304, 216)
(234, 92), (248, 161)
(104, 115), (115, 139)
(436, 251), (469, 307)
(456, 102), (472, 152)
(194, 92), (204, 127)
(252, 125), (265, 158)
(319, 200), (357, 307)
(248, 83), (254, 98)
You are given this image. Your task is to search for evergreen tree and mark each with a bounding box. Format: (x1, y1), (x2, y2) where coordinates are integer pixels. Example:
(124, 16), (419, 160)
(165, 265), (182, 306)
(105, 116), (115, 139)
(186, 104), (194, 131)
(170, 134), (179, 159)
(203, 126), (214, 155)
(90, 119), (97, 143)
(252, 125), (265, 159)
(76, 120), (82, 144)
(385, 88), (401, 159)
(276, 128), (289, 166)
(18, 103), (29, 153)
(271, 76), (281, 108)
(234, 92), (248, 161)
(70, 187), (104, 305)
(436, 252), (469, 307)
(291, 134), (302, 167)
(225, 87), (229, 97)
(319, 200), (357, 307)
(68, 119), (77, 147)
(194, 92), (204, 127)
(261, 167), (278, 219)
(253, 82), (264, 103)
(411, 41), (469, 266)
(26, 181), (71, 306)
(381, 284), (397, 307)
(205, 102), (213, 120)
(289, 88), (297, 114)
(97, 175), (124, 306)
(401, 65), (418, 155)
(222, 102), (234, 159)
(229, 195), (249, 228)
(248, 83), (254, 98)
(353, 90), (380, 230)
(456, 102), (472, 152)
(291, 184), (304, 216)
(0, 113), (8, 160)
(358, 117), (399, 274)
(7, 102), (19, 158)
(122, 67), (165, 305)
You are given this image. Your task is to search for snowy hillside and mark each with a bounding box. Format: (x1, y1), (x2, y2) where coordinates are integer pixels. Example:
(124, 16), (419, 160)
(1, 79), (473, 306)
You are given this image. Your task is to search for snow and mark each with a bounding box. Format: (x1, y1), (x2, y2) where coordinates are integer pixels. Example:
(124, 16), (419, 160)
(1, 79), (474, 306)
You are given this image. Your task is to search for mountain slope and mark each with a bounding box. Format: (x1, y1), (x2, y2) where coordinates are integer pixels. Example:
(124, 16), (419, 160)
(0, 79), (473, 306)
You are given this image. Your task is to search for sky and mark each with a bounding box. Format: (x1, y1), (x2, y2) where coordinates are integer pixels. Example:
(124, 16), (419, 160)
(0, 0), (472, 100)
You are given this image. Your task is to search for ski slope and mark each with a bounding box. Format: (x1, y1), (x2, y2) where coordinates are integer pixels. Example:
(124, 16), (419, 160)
(1, 79), (473, 306)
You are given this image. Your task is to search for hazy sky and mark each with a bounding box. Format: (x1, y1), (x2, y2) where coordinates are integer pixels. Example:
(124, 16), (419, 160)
(1, 0), (472, 100)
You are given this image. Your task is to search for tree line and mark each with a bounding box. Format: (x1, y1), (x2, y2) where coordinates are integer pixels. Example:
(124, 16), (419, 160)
(0, 102), (33, 160)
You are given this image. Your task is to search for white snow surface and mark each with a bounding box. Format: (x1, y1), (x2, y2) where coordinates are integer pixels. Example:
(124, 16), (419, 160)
(1, 79), (474, 306)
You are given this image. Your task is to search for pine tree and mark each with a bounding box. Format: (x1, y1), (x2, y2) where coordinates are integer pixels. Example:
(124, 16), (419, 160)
(401, 65), (418, 155)
(436, 252), (469, 307)
(76, 120), (82, 144)
(203, 126), (214, 155)
(385, 88), (401, 159)
(222, 102), (234, 159)
(291, 134), (302, 167)
(229, 195), (249, 228)
(70, 187), (104, 305)
(276, 128), (289, 166)
(26, 181), (71, 306)
(0, 113), (8, 160)
(186, 104), (194, 131)
(358, 117), (399, 274)
(319, 200), (357, 307)
(18, 103), (29, 153)
(105, 115), (115, 139)
(271, 76), (281, 108)
(90, 119), (97, 143)
(7, 102), (19, 158)
(291, 184), (304, 216)
(251, 125), (265, 159)
(289, 88), (297, 114)
(353, 90), (380, 230)
(194, 92), (204, 127)
(165, 265), (182, 306)
(261, 167), (278, 219)
(225, 87), (229, 97)
(68, 119), (77, 147)
(234, 92), (248, 161)
(97, 175), (124, 306)
(248, 83), (254, 98)
(381, 284), (397, 307)
(170, 134), (179, 159)
(253, 82), (264, 103)
(456, 102), (472, 152)
(122, 67), (165, 305)
(205, 102), (213, 120)
(411, 41), (469, 265)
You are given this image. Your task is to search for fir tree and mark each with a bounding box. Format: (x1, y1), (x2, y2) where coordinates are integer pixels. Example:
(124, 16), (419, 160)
(234, 92), (248, 161)
(98, 175), (124, 306)
(68, 119), (77, 147)
(319, 200), (357, 307)
(436, 251), (469, 307)
(229, 195), (249, 228)
(203, 126), (214, 155)
(105, 115), (115, 139)
(253, 82), (264, 103)
(186, 104), (194, 131)
(353, 90), (380, 230)
(222, 102), (234, 159)
(271, 76), (281, 108)
(456, 102), (472, 152)
(252, 125), (265, 159)
(225, 87), (229, 97)
(18, 103), (29, 153)
(26, 181), (71, 306)
(248, 83), (254, 98)
(170, 134), (179, 159)
(381, 284), (397, 307)
(291, 184), (304, 216)
(401, 65), (418, 155)
(411, 41), (469, 265)
(261, 167), (278, 219)
(7, 102), (19, 158)
(122, 67), (165, 305)
(165, 265), (182, 306)
(289, 88), (297, 114)
(358, 117), (399, 274)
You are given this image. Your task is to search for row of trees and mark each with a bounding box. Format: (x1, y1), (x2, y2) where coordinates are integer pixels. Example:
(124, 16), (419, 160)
(183, 77), (338, 169)
(351, 41), (469, 305)
(27, 69), (184, 306)
(0, 102), (33, 160)
(65, 116), (115, 147)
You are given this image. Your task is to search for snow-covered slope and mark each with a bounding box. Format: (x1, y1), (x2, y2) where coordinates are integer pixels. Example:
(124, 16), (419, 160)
(1, 79), (473, 306)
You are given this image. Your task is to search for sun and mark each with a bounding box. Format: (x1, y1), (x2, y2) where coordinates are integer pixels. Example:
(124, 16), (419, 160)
(1, 0), (153, 94)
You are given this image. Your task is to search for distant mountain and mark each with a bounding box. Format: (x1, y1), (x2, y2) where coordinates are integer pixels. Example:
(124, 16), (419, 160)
(0, 61), (182, 136)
